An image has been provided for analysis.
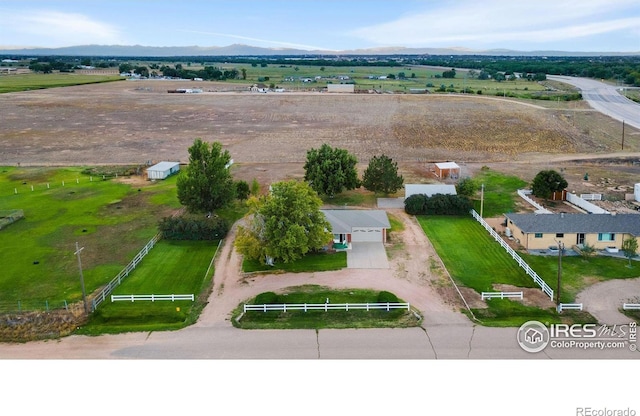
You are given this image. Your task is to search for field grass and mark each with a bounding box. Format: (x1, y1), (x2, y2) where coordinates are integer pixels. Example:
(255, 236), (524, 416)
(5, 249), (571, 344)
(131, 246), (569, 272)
(242, 251), (346, 273)
(0, 73), (123, 93)
(76, 239), (219, 335)
(0, 166), (180, 311)
(471, 167), (529, 217)
(232, 285), (419, 329)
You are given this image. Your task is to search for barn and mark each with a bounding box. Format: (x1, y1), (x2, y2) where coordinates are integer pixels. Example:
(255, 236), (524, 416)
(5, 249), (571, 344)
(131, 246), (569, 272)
(434, 162), (461, 179)
(147, 161), (180, 180)
(321, 209), (390, 245)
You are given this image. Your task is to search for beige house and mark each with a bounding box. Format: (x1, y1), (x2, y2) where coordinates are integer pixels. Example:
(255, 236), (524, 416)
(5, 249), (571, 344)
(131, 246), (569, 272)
(504, 213), (640, 252)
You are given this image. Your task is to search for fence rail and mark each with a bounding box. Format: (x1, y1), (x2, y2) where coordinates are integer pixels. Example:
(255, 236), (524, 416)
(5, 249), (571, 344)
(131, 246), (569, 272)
(558, 303), (583, 312)
(481, 291), (523, 300)
(111, 294), (194, 302)
(623, 303), (640, 310)
(471, 209), (554, 300)
(243, 302), (411, 313)
(91, 233), (161, 311)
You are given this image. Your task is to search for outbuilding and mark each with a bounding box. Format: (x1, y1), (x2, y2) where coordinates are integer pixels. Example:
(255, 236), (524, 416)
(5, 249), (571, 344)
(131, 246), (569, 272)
(434, 162), (461, 179)
(405, 184), (457, 199)
(147, 161), (180, 180)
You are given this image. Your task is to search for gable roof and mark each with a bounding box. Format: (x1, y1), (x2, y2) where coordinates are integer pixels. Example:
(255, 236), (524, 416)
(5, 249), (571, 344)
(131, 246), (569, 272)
(505, 213), (640, 236)
(148, 161), (180, 172)
(405, 184), (457, 198)
(321, 209), (390, 234)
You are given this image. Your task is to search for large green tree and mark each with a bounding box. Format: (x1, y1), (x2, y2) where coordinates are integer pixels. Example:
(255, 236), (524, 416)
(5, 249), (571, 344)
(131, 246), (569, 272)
(177, 139), (235, 212)
(362, 154), (404, 194)
(235, 180), (332, 264)
(531, 169), (568, 199)
(303, 144), (359, 197)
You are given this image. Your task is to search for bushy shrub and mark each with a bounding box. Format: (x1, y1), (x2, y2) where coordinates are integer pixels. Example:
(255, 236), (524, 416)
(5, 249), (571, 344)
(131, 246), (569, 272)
(377, 291), (398, 303)
(254, 292), (278, 304)
(158, 213), (229, 240)
(405, 194), (472, 216)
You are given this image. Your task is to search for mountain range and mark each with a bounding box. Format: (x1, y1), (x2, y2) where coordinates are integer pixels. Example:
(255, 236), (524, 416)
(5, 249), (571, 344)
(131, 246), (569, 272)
(1, 44), (638, 57)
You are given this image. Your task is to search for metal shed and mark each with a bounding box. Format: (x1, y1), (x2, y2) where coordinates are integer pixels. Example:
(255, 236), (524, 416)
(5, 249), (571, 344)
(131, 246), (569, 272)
(147, 162), (180, 180)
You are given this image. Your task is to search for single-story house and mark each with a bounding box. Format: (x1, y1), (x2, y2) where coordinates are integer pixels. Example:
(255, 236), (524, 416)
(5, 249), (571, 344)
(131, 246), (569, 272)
(504, 212), (640, 251)
(434, 162), (461, 179)
(405, 184), (457, 199)
(147, 161), (180, 180)
(321, 209), (391, 246)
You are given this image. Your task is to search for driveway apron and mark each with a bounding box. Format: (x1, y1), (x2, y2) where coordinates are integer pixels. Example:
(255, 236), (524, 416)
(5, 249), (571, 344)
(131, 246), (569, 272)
(347, 242), (389, 269)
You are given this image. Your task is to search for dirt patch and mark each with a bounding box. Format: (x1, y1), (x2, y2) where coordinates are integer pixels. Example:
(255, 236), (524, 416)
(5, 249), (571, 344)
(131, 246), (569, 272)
(493, 284), (556, 308)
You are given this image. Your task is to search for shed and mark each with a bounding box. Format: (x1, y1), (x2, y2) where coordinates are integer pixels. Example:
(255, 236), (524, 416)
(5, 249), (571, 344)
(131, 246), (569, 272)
(405, 184), (457, 199)
(147, 162), (180, 180)
(434, 162), (460, 179)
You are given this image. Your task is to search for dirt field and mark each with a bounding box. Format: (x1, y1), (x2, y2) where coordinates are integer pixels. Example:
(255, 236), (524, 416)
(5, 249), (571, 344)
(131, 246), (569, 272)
(2, 79), (639, 198)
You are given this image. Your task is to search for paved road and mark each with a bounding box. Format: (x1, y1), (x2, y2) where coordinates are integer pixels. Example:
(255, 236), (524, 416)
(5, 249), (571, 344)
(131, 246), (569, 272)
(548, 75), (640, 130)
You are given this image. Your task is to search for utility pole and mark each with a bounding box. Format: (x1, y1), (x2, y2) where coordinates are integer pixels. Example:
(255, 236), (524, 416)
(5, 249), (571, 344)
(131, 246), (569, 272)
(555, 240), (564, 307)
(75, 242), (89, 315)
(480, 183), (485, 218)
(622, 120), (625, 150)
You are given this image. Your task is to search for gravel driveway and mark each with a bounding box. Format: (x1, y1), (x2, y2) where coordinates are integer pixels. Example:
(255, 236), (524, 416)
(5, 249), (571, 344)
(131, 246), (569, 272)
(576, 277), (640, 325)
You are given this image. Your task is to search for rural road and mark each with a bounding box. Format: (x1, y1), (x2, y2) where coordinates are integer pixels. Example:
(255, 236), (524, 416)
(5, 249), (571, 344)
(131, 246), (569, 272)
(548, 75), (640, 130)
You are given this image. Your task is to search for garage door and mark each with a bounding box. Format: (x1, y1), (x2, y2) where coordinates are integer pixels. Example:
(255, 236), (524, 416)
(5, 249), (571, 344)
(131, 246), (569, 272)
(351, 227), (382, 242)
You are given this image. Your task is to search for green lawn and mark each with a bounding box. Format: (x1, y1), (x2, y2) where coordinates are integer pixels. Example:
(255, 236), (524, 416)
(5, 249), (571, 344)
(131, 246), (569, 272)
(418, 215), (569, 326)
(233, 285), (419, 329)
(243, 251), (346, 273)
(471, 167), (528, 217)
(0, 73), (123, 93)
(0, 166), (180, 311)
(77, 240), (219, 334)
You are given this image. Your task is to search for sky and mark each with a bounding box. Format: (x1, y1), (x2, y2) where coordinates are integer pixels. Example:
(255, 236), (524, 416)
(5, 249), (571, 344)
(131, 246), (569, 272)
(1, 0), (639, 52)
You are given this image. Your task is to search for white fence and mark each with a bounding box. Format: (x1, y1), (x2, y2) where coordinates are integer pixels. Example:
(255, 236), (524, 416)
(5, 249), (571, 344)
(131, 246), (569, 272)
(91, 233), (161, 311)
(566, 193), (609, 214)
(481, 291), (523, 300)
(623, 303), (640, 310)
(517, 189), (552, 214)
(243, 302), (411, 313)
(557, 303), (583, 312)
(580, 193), (602, 201)
(111, 294), (194, 302)
(471, 210), (554, 300)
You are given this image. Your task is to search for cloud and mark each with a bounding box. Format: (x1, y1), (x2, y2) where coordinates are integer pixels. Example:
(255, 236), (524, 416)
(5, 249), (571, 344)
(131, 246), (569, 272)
(1, 10), (123, 47)
(349, 0), (640, 48)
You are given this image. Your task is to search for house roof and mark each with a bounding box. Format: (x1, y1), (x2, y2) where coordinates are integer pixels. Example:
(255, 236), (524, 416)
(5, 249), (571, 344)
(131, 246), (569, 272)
(405, 184), (457, 198)
(321, 209), (391, 234)
(148, 161), (180, 172)
(435, 162), (460, 170)
(505, 213), (640, 236)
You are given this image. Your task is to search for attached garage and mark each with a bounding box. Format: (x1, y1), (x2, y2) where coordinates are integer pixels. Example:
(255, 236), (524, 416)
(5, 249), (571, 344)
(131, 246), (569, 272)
(351, 227), (383, 242)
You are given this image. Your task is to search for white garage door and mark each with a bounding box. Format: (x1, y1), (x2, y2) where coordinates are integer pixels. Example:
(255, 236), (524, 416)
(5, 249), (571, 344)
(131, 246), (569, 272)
(351, 227), (382, 242)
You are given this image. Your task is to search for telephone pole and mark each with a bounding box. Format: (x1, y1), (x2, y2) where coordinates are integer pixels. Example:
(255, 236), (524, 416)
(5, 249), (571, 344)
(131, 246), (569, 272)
(75, 242), (89, 315)
(555, 240), (564, 307)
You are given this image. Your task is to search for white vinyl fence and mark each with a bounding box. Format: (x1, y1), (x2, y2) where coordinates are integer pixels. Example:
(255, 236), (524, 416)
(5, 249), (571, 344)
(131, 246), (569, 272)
(111, 294), (194, 302)
(91, 233), (161, 311)
(471, 210), (554, 300)
(244, 302), (410, 313)
(566, 193), (609, 214)
(557, 303), (583, 312)
(481, 291), (523, 300)
(623, 303), (640, 310)
(517, 189), (552, 214)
